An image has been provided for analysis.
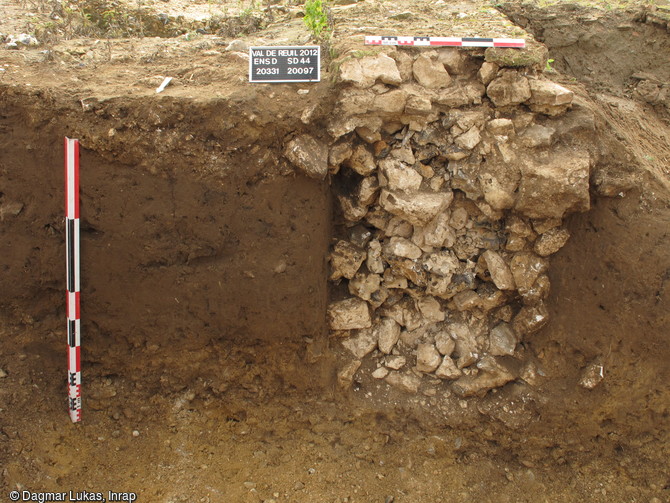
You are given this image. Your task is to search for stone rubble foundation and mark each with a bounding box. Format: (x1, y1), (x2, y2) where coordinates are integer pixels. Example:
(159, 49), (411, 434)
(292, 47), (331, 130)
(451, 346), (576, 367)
(286, 45), (595, 398)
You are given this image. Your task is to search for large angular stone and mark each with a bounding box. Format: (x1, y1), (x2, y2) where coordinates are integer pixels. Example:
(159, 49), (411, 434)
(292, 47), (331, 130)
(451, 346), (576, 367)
(438, 49), (469, 75)
(372, 89), (409, 114)
(284, 134), (328, 180)
(488, 323), (518, 356)
(366, 239), (385, 274)
(384, 237), (422, 260)
(534, 227), (570, 257)
(416, 343), (442, 373)
(528, 79), (574, 116)
(435, 356), (462, 380)
(435, 331), (455, 356)
(480, 250), (516, 291)
(515, 149), (590, 219)
(486, 70), (531, 107)
(328, 298), (372, 330)
(478, 62), (499, 85)
(342, 328), (377, 358)
(383, 297), (422, 331)
(509, 252), (548, 293)
(339, 53), (402, 88)
(454, 127), (481, 150)
(348, 273), (382, 301)
(421, 212), (457, 249)
(379, 158), (423, 193)
(337, 359), (361, 389)
(512, 302), (549, 335)
(346, 145), (376, 176)
(423, 250), (460, 277)
(385, 371), (421, 393)
(417, 296), (445, 322)
(449, 323), (479, 369)
(329, 142), (353, 166)
(376, 317), (402, 354)
(329, 240), (366, 280)
(452, 356), (516, 397)
(379, 189), (453, 226)
(413, 54), (451, 89)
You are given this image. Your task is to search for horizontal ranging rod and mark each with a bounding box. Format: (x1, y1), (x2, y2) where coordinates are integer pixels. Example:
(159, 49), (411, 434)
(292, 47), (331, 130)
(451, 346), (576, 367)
(65, 137), (81, 423)
(365, 36), (525, 48)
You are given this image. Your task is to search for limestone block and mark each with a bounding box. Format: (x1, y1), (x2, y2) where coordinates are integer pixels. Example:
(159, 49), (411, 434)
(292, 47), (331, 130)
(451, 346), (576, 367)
(348, 272), (382, 301)
(421, 212), (457, 249)
(435, 332), (456, 356)
(379, 158), (423, 193)
(405, 95), (433, 115)
(480, 250), (516, 291)
(478, 61), (499, 85)
(416, 343), (442, 373)
(328, 298), (372, 330)
(455, 126), (482, 150)
(487, 118), (515, 135)
(486, 70), (532, 107)
(284, 134), (328, 180)
(515, 149), (590, 219)
(337, 194), (367, 222)
(438, 49), (469, 75)
(512, 302), (549, 336)
(534, 227), (570, 257)
(376, 317), (402, 354)
(452, 356), (516, 397)
(422, 250), (460, 277)
(520, 274), (550, 305)
(329, 240), (366, 280)
(337, 359), (361, 389)
(528, 79), (574, 115)
(413, 54), (451, 89)
(366, 239), (385, 274)
(450, 322), (479, 369)
(520, 124), (556, 148)
(488, 322), (518, 356)
(379, 189), (453, 226)
(339, 53), (402, 88)
(385, 371), (421, 393)
(342, 328), (378, 359)
(417, 296), (445, 322)
(329, 142), (353, 166)
(385, 355), (407, 370)
(346, 145), (376, 176)
(435, 356), (462, 380)
(372, 89), (409, 114)
(384, 236), (422, 260)
(509, 252), (548, 293)
(372, 367), (390, 379)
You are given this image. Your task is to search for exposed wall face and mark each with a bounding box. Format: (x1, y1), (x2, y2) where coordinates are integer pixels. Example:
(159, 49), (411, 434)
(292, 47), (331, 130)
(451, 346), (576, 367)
(301, 47), (598, 397)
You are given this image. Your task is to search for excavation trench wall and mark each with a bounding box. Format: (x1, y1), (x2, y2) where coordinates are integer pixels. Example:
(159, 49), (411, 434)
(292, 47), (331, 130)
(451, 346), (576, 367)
(0, 36), (665, 410)
(0, 89), (332, 369)
(0, 45), (599, 396)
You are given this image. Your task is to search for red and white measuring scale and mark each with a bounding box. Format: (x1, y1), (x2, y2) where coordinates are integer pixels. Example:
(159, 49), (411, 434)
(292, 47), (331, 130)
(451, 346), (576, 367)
(64, 137), (81, 423)
(365, 36), (525, 48)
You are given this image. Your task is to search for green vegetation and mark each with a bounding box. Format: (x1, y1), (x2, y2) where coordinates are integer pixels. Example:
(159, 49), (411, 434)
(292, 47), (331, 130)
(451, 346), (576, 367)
(545, 58), (555, 72)
(303, 0), (332, 41)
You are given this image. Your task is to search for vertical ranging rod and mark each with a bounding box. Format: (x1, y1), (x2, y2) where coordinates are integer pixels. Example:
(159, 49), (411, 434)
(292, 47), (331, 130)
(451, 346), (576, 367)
(65, 137), (81, 423)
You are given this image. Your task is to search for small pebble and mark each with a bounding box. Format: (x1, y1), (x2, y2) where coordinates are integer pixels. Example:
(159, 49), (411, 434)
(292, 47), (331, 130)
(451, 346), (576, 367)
(0, 368), (7, 378)
(132, 430), (140, 437)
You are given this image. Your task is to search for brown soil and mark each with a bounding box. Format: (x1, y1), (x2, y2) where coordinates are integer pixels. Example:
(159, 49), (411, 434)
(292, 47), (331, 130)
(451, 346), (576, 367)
(1, 1), (669, 502)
